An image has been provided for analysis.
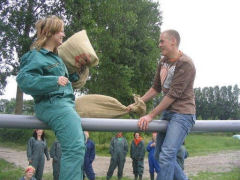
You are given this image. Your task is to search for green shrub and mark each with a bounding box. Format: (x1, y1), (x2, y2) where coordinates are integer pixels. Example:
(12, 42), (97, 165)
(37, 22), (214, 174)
(0, 128), (57, 150)
(0, 129), (33, 143)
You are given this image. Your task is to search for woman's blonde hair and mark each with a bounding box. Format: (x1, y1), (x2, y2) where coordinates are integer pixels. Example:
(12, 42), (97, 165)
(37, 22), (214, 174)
(31, 15), (64, 52)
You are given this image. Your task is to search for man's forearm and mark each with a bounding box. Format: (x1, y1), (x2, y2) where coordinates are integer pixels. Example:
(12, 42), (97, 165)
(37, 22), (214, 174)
(141, 87), (159, 103)
(149, 95), (175, 118)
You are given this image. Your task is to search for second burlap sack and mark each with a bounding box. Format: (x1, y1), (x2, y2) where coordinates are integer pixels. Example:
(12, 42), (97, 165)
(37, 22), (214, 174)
(58, 30), (99, 89)
(75, 94), (146, 118)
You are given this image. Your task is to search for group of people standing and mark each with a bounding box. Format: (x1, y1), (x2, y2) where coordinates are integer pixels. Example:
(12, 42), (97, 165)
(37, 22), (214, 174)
(21, 129), (188, 180)
(107, 132), (188, 180)
(17, 15), (196, 180)
(21, 130), (95, 180)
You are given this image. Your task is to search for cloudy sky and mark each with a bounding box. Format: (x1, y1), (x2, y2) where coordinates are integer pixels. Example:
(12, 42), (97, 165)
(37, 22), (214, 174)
(1, 0), (240, 100)
(159, 0), (240, 88)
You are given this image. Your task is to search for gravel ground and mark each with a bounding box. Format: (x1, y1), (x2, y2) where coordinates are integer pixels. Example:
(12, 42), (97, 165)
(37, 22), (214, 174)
(0, 146), (240, 179)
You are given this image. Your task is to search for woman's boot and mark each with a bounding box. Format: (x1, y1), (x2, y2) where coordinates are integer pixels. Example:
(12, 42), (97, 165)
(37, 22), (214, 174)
(150, 173), (154, 180)
(134, 174), (138, 180)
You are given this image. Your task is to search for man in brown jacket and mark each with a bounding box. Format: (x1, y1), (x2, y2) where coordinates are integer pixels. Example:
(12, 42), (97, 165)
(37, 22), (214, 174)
(128, 29), (195, 180)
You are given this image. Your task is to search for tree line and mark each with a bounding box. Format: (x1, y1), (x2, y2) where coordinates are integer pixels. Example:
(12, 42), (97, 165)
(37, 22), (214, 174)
(195, 85), (240, 120)
(1, 85), (240, 120)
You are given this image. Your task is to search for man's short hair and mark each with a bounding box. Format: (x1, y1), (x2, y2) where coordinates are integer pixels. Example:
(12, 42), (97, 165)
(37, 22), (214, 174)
(164, 29), (181, 47)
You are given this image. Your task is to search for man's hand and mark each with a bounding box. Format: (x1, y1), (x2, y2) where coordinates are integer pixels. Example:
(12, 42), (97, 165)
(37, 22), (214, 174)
(75, 53), (91, 68)
(138, 114), (153, 131)
(151, 142), (156, 147)
(126, 103), (135, 112)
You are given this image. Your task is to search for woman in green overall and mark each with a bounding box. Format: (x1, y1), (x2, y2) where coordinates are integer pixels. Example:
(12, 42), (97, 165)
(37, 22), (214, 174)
(17, 15), (86, 180)
(27, 129), (50, 180)
(130, 132), (145, 180)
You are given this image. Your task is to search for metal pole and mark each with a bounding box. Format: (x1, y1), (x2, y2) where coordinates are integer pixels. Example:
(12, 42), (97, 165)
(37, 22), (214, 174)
(0, 114), (240, 132)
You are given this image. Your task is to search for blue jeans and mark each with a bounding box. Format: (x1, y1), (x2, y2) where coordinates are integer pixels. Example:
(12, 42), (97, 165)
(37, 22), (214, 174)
(154, 111), (195, 180)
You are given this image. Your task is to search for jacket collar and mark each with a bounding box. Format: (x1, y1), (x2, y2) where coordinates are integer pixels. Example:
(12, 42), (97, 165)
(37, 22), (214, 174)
(40, 48), (52, 55)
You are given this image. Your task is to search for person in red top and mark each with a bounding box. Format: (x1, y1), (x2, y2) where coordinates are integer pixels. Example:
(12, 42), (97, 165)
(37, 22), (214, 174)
(130, 132), (145, 180)
(128, 29), (196, 180)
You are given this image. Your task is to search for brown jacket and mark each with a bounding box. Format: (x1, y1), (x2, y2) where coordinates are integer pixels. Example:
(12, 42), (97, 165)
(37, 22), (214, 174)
(152, 53), (196, 114)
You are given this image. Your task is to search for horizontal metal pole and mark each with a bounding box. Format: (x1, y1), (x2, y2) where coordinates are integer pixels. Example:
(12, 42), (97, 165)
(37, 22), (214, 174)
(0, 114), (240, 132)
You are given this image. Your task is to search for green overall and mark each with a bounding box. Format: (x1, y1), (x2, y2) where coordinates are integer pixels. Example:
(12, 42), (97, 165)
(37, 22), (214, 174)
(50, 140), (62, 180)
(107, 137), (128, 179)
(27, 137), (50, 180)
(17, 48), (85, 180)
(130, 140), (145, 178)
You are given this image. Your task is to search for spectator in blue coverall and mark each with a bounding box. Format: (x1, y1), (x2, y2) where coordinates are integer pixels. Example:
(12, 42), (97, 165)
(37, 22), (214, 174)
(83, 131), (95, 180)
(147, 132), (160, 180)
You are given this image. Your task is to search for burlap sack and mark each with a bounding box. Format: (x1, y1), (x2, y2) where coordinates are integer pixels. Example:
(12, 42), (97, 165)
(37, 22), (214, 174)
(75, 94), (146, 118)
(58, 30), (99, 89)
(71, 67), (89, 89)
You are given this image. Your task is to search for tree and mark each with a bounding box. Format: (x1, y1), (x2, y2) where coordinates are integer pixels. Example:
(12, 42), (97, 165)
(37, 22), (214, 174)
(0, 69), (9, 96)
(1, 0), (162, 114)
(68, 0), (162, 106)
(60, 0), (162, 107)
(194, 85), (240, 120)
(4, 98), (16, 114)
(0, 99), (8, 112)
(23, 99), (34, 115)
(0, 0), (65, 114)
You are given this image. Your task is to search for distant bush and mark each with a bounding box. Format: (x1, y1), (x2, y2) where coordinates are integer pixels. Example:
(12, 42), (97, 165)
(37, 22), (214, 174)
(0, 128), (56, 149)
(0, 129), (33, 143)
(0, 128), (153, 154)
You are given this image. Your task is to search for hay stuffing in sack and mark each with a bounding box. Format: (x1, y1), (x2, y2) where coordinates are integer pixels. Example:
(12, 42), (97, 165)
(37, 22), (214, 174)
(58, 30), (99, 89)
(75, 94), (146, 118)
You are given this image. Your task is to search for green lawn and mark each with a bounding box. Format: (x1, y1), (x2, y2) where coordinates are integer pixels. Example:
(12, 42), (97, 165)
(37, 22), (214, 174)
(0, 141), (26, 151)
(0, 133), (240, 179)
(96, 177), (137, 180)
(190, 168), (240, 180)
(185, 133), (240, 156)
(1, 158), (240, 180)
(96, 133), (240, 157)
(0, 158), (23, 180)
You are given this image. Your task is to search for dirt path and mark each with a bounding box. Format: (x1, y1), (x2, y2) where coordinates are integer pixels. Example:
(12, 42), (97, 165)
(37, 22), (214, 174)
(0, 146), (240, 178)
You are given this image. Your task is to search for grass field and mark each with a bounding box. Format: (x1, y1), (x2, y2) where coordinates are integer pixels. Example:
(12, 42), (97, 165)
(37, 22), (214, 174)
(94, 132), (240, 157)
(185, 133), (240, 156)
(0, 133), (240, 179)
(1, 132), (239, 157)
(190, 169), (240, 180)
(1, 157), (240, 180)
(0, 159), (23, 180)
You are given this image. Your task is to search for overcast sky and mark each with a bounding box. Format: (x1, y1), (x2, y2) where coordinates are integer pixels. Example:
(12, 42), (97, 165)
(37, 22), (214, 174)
(159, 0), (240, 88)
(1, 0), (240, 100)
